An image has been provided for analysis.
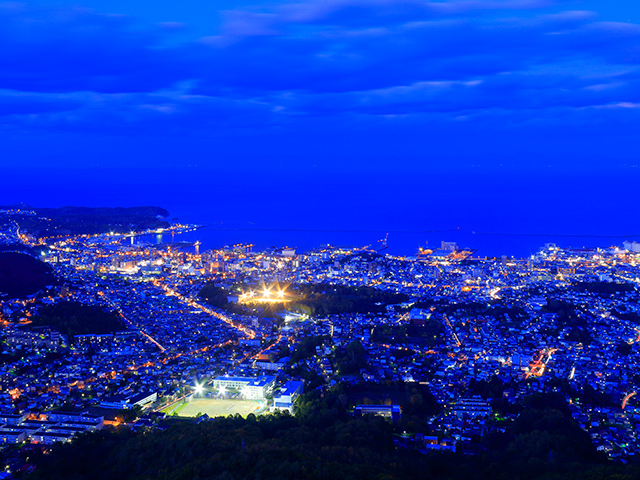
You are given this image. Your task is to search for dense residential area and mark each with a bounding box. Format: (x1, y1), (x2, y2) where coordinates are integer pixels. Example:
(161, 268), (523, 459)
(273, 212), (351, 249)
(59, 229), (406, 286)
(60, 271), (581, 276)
(1, 211), (640, 478)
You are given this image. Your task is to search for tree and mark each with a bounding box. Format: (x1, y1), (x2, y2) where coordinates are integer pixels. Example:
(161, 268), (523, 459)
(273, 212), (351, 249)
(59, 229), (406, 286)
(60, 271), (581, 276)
(616, 341), (632, 356)
(116, 405), (142, 423)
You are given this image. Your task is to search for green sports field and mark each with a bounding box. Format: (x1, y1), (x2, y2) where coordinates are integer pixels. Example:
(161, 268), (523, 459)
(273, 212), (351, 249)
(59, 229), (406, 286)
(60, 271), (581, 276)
(179, 398), (263, 418)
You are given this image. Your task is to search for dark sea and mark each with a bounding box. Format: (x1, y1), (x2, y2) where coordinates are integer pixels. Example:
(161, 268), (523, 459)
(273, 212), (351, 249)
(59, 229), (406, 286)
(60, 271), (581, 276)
(5, 168), (640, 258)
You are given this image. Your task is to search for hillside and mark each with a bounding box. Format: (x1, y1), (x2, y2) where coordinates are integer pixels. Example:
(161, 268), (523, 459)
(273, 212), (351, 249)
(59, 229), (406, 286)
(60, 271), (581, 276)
(23, 392), (636, 480)
(30, 302), (124, 340)
(0, 252), (55, 298)
(0, 205), (170, 237)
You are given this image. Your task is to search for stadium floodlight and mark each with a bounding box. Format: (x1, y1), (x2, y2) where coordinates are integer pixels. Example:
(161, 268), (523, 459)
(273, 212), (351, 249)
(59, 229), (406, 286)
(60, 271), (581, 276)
(194, 383), (204, 395)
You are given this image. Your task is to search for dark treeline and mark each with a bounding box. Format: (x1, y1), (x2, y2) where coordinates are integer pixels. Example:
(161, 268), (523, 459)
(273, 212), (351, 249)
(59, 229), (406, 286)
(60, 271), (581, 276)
(542, 298), (593, 344)
(613, 309), (640, 323)
(574, 281), (635, 295)
(411, 300), (529, 323)
(0, 252), (55, 298)
(199, 283), (408, 317)
(288, 283), (408, 316)
(31, 301), (124, 341)
(198, 284), (232, 309)
(332, 340), (368, 375)
(1, 206), (170, 237)
(371, 321), (444, 347)
(290, 335), (328, 364)
(22, 392), (640, 480)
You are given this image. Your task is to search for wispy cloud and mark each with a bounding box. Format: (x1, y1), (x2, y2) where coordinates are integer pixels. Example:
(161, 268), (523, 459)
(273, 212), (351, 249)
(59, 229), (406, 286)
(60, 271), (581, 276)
(1, 0), (639, 135)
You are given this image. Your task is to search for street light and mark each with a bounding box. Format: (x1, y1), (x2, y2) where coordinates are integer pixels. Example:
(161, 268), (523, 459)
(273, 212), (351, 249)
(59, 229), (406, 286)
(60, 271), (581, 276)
(194, 383), (204, 396)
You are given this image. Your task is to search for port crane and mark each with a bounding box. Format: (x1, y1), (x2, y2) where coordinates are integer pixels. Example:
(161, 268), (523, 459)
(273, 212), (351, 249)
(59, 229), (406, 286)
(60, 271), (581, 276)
(377, 233), (388, 252)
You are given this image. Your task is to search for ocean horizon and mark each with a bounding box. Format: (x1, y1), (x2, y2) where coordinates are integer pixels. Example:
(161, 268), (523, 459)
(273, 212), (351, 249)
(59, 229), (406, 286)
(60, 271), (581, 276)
(136, 224), (635, 259)
(4, 167), (639, 258)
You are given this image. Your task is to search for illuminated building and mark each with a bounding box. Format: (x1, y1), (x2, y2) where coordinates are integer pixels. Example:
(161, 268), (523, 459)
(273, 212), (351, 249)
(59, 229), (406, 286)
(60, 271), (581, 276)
(212, 375), (276, 400)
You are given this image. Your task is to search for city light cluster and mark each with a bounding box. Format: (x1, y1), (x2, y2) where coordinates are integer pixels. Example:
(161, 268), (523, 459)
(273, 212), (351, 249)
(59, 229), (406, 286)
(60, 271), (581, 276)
(239, 285), (290, 304)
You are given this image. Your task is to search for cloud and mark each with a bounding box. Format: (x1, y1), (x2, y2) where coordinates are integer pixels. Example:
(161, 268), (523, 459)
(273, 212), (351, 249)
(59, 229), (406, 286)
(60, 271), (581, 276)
(1, 0), (640, 136)
(0, 90), (83, 116)
(0, 6), (191, 94)
(0, 88), (278, 136)
(191, 6), (640, 97)
(279, 0), (556, 27)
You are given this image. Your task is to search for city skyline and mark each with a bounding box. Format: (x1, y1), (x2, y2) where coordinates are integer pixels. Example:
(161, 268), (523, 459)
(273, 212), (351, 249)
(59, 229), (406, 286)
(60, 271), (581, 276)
(2, 206), (640, 477)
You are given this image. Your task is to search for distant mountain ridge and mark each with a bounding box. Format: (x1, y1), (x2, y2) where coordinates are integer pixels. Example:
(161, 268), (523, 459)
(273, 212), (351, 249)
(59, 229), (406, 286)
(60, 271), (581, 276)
(0, 205), (170, 237)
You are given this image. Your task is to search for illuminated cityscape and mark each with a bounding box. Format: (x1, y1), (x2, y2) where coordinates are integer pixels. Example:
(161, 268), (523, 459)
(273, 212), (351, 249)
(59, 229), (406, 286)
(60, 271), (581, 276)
(2, 0), (640, 477)
(1, 208), (640, 477)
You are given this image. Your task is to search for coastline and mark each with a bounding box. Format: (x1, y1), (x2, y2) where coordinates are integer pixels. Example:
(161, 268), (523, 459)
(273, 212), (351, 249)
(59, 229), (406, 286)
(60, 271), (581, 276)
(143, 222), (636, 259)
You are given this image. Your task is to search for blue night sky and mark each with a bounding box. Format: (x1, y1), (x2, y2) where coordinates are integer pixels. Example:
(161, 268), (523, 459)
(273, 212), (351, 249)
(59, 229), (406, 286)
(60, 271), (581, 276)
(2, 0), (640, 245)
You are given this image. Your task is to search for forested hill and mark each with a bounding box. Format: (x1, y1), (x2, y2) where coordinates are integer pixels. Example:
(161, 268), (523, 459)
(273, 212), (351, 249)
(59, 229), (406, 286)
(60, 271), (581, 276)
(0, 252), (55, 298)
(0, 205), (169, 237)
(30, 302), (124, 340)
(199, 283), (408, 317)
(23, 392), (640, 480)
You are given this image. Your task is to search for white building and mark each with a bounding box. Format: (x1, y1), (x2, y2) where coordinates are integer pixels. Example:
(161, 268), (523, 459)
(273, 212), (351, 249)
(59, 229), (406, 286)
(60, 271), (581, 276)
(212, 375), (276, 400)
(253, 360), (284, 371)
(100, 391), (157, 410)
(0, 414), (26, 425)
(48, 411), (103, 428)
(212, 376), (252, 391)
(0, 427), (26, 444)
(243, 376), (276, 400)
(273, 381), (304, 413)
(31, 431), (74, 445)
